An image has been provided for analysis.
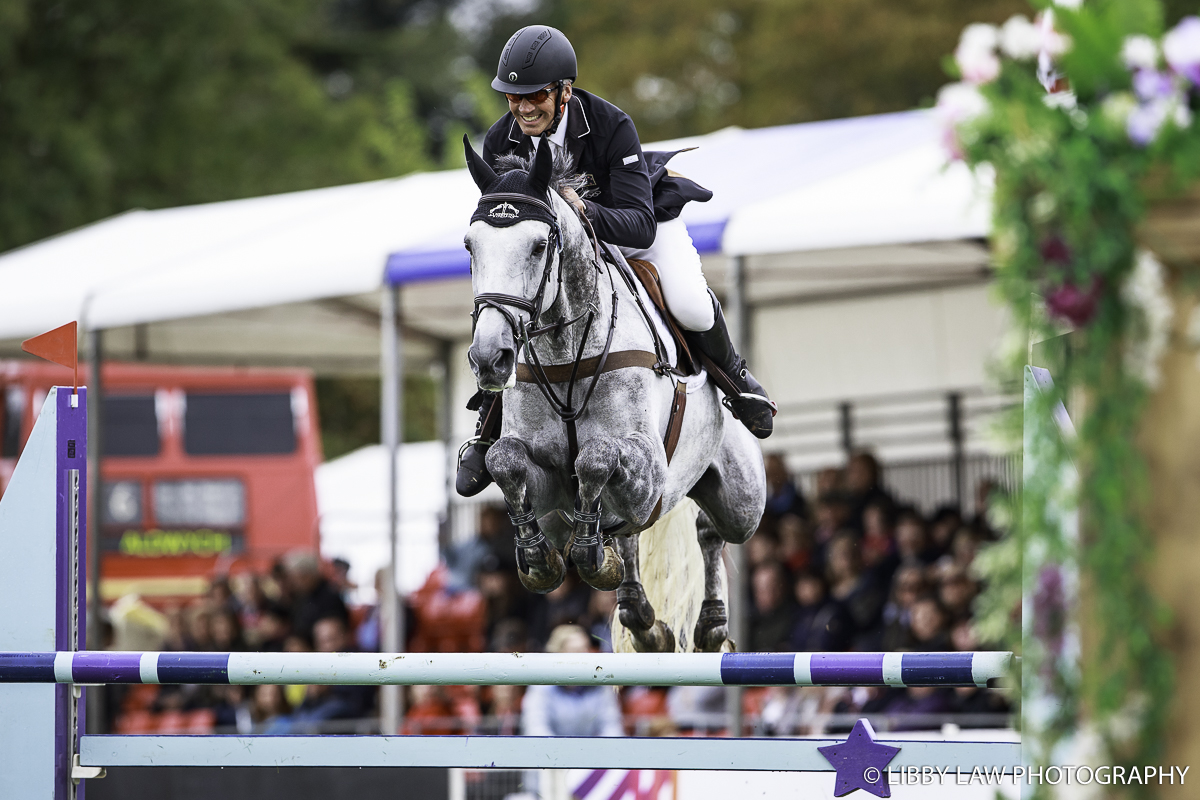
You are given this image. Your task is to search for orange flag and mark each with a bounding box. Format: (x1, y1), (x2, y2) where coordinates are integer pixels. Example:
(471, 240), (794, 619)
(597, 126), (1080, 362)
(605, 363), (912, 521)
(22, 321), (79, 390)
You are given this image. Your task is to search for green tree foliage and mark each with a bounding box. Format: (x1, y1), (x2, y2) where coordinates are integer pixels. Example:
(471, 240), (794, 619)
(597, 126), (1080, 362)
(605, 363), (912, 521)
(528, 0), (1030, 141)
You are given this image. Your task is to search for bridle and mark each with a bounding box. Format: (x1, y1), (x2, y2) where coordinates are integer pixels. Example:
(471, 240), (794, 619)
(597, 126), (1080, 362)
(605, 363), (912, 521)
(470, 189), (620, 485)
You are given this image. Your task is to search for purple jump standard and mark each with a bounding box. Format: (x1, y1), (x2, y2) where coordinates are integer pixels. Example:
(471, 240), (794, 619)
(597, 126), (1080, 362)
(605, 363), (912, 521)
(0, 651), (1013, 688)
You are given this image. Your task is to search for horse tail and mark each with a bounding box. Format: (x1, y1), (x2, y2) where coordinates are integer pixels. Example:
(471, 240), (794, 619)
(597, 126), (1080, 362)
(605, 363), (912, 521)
(611, 498), (726, 653)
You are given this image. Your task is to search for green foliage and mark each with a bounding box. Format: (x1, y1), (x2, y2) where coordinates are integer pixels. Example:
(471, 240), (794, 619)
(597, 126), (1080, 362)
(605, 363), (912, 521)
(952, 1), (1194, 792)
(315, 373), (438, 460)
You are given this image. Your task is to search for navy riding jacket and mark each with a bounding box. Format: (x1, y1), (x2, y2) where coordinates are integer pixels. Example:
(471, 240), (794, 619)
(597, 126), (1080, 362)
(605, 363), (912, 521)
(482, 89), (675, 250)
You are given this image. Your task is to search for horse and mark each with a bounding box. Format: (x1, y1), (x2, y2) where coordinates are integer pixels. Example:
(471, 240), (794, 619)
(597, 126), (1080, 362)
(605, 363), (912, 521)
(463, 137), (766, 653)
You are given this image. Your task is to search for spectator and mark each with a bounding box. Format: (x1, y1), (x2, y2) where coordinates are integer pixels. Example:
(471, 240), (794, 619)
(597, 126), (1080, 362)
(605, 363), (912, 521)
(330, 557), (354, 598)
(937, 566), (978, 624)
(895, 507), (936, 565)
(879, 563), (928, 651)
(276, 616), (375, 732)
(481, 684), (523, 735)
(844, 451), (894, 531)
(810, 495), (852, 571)
(814, 467), (844, 500)
(749, 561), (795, 652)
(184, 602), (215, 651)
(949, 527), (981, 571)
(928, 505), (963, 561)
(764, 453), (809, 523)
(860, 500), (898, 584)
(746, 526), (781, 572)
(908, 597), (952, 651)
(251, 606), (290, 652)
(522, 625), (623, 736)
(283, 550), (349, 643)
(825, 533), (886, 646)
(210, 608), (245, 652)
(242, 684), (291, 734)
(402, 685), (458, 735)
(528, 573), (590, 648)
(777, 513), (812, 574)
(587, 590), (617, 652)
(490, 617), (533, 653)
(788, 571), (851, 651)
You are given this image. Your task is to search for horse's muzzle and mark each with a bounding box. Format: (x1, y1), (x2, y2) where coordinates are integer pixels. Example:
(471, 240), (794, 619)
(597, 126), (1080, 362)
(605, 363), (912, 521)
(469, 342), (516, 391)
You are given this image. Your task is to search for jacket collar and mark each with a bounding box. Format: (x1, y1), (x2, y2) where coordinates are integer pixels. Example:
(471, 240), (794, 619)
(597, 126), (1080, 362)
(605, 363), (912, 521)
(506, 94), (591, 165)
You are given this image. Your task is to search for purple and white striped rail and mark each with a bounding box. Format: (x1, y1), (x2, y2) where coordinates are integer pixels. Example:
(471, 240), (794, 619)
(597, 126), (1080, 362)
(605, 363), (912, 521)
(0, 651), (1012, 687)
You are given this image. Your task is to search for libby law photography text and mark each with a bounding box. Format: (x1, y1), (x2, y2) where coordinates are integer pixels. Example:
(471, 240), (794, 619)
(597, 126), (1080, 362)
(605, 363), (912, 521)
(885, 765), (1190, 786)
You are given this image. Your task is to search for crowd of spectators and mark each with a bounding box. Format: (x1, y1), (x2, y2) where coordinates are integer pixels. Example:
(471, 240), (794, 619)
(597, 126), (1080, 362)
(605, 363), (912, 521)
(102, 449), (1011, 737)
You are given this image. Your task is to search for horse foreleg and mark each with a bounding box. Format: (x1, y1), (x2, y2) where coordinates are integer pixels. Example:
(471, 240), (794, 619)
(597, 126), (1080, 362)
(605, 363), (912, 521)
(569, 433), (660, 591)
(486, 436), (565, 594)
(614, 534), (675, 653)
(693, 510), (731, 652)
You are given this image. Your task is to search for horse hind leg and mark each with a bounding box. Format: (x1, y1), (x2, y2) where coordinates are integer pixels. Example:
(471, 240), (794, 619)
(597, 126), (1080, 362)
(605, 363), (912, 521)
(613, 534), (675, 653)
(693, 510), (731, 652)
(486, 437), (565, 594)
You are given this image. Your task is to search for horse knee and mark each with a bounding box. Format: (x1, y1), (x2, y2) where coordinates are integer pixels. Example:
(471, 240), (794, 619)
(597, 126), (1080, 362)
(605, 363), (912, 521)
(574, 439), (620, 500)
(485, 437), (528, 494)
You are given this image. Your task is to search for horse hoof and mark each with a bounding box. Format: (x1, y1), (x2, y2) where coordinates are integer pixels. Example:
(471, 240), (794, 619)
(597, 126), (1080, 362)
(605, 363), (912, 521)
(577, 544), (624, 591)
(693, 598), (729, 652)
(517, 548), (565, 594)
(630, 620), (675, 653)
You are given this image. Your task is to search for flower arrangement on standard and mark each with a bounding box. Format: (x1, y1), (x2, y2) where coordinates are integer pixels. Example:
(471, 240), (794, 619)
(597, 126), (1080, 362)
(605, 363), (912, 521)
(936, 0), (1200, 793)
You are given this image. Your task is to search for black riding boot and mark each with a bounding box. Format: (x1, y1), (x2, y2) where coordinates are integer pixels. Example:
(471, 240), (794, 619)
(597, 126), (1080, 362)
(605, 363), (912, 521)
(684, 290), (776, 439)
(455, 390), (502, 497)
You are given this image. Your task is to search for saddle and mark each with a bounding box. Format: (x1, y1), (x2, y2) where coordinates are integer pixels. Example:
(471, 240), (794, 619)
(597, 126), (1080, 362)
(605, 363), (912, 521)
(623, 257), (698, 377)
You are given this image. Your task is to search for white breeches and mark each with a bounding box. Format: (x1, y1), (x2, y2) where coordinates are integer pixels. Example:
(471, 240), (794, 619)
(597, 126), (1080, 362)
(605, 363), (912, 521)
(617, 217), (715, 331)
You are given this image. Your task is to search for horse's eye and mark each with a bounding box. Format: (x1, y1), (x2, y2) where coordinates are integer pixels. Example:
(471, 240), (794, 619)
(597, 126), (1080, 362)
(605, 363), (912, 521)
(532, 241), (547, 257)
(464, 241), (472, 254)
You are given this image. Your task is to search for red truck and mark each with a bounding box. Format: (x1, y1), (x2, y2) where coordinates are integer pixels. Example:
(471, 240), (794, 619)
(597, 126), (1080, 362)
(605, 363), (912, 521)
(0, 360), (322, 601)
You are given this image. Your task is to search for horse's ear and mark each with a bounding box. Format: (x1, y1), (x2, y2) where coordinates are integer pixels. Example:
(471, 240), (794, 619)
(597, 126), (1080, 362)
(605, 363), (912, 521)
(464, 135), (497, 192)
(528, 140), (553, 198)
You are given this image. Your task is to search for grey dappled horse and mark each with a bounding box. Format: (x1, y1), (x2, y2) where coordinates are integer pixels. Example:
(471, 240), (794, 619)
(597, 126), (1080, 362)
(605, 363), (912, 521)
(464, 139), (765, 653)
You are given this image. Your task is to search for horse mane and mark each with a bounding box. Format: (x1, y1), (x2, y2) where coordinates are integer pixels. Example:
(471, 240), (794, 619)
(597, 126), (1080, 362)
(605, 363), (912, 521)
(492, 151), (598, 199)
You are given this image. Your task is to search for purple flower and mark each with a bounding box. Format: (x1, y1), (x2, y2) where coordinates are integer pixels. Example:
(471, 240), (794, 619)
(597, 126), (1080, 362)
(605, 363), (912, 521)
(1127, 99), (1170, 146)
(1164, 17), (1200, 86)
(1040, 236), (1072, 265)
(1132, 69), (1175, 101)
(1033, 566), (1066, 660)
(1045, 277), (1103, 327)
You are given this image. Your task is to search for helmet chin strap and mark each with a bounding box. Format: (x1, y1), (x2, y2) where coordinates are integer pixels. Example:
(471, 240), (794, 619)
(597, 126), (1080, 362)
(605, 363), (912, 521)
(545, 82), (567, 136)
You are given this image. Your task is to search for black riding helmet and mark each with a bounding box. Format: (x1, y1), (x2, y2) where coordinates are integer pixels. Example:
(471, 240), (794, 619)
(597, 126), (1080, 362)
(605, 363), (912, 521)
(492, 25), (577, 94)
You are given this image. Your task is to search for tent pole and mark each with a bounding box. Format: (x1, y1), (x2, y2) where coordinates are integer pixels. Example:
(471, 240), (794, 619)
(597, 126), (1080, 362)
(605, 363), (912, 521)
(86, 327), (104, 734)
(380, 285), (405, 733)
(438, 339), (455, 554)
(725, 254), (748, 736)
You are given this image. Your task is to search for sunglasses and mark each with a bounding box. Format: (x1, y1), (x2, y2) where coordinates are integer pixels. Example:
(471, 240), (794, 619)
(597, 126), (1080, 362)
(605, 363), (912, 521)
(505, 86), (557, 104)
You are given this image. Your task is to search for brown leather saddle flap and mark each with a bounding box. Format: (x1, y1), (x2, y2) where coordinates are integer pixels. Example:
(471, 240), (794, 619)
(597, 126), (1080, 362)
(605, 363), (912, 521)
(625, 258), (697, 376)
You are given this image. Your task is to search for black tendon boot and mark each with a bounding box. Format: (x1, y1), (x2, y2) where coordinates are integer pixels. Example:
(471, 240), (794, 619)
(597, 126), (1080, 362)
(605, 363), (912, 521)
(685, 290), (776, 439)
(455, 390), (502, 497)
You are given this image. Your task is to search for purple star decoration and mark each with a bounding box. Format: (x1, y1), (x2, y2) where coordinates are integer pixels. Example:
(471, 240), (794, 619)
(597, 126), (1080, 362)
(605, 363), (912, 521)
(817, 718), (901, 797)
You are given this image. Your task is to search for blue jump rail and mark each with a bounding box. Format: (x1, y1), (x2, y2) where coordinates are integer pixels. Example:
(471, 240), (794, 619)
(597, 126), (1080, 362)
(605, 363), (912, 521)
(0, 651), (1014, 688)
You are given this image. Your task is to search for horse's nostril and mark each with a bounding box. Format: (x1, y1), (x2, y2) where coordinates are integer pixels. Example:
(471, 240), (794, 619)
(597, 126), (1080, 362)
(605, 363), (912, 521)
(492, 348), (515, 376)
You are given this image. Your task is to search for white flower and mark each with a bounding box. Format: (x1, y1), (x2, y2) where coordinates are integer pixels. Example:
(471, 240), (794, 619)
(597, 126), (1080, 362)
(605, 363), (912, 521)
(1000, 15), (1041, 60)
(956, 24), (1001, 84)
(1121, 34), (1159, 70)
(1121, 250), (1174, 388)
(936, 82), (989, 128)
(1164, 17), (1200, 85)
(1100, 91), (1138, 126)
(935, 82), (989, 160)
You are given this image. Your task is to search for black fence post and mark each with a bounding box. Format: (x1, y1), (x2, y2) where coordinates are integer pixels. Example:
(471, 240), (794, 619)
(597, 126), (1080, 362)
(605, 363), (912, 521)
(948, 392), (964, 510)
(839, 401), (853, 456)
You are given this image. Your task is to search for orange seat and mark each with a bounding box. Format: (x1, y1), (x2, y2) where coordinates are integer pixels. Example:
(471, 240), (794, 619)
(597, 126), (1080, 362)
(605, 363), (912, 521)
(156, 710), (188, 734)
(114, 710), (157, 734)
(185, 709), (216, 733)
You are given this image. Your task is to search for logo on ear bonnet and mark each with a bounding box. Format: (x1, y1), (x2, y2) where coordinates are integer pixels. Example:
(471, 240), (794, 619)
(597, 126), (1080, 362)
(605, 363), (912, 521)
(489, 202), (520, 220)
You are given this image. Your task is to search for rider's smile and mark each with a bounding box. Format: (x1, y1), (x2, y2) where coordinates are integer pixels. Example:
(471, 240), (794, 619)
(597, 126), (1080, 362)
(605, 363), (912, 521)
(508, 83), (572, 137)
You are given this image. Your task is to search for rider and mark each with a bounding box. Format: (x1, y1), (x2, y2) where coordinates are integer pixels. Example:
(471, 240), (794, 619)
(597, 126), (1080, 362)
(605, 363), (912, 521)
(457, 24), (776, 497)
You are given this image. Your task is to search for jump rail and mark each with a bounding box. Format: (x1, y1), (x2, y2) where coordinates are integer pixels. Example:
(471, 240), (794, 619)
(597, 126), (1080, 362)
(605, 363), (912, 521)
(0, 650), (1014, 687)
